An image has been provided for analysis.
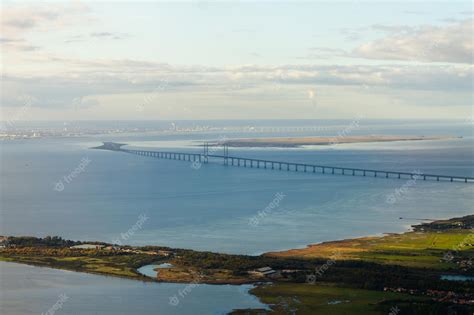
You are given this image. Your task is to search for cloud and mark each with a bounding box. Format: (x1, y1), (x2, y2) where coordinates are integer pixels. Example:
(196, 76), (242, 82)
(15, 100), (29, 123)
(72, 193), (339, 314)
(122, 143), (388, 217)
(340, 28), (363, 41)
(403, 11), (425, 15)
(64, 32), (129, 43)
(460, 11), (473, 16)
(302, 47), (349, 59)
(0, 37), (40, 51)
(2, 57), (471, 109)
(90, 32), (128, 40)
(1, 3), (90, 35)
(370, 24), (414, 33)
(1, 2), (92, 51)
(353, 19), (473, 64)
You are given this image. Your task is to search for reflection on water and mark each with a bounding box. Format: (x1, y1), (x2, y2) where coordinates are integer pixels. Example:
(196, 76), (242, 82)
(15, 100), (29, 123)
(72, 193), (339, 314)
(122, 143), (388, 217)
(441, 275), (474, 282)
(137, 263), (174, 278)
(0, 262), (267, 315)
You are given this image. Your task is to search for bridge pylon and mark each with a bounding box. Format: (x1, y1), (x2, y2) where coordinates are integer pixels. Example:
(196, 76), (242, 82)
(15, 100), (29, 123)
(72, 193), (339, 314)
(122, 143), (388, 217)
(203, 142), (209, 164)
(223, 144), (229, 165)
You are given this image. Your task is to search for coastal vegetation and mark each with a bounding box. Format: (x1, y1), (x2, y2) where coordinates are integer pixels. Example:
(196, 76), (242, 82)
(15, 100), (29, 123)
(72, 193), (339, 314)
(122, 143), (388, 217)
(0, 245), (160, 279)
(1, 215), (473, 314)
(232, 283), (471, 315)
(267, 229), (473, 269)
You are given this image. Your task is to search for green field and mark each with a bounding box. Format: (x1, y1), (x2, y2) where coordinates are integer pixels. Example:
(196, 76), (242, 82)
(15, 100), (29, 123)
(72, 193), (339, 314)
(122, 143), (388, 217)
(0, 249), (159, 280)
(232, 283), (428, 315)
(270, 230), (474, 269)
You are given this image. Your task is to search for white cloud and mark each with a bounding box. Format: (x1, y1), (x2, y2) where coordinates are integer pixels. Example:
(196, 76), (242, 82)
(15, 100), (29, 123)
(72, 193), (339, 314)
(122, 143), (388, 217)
(1, 4), (471, 120)
(353, 19), (473, 64)
(0, 2), (92, 51)
(2, 57), (472, 111)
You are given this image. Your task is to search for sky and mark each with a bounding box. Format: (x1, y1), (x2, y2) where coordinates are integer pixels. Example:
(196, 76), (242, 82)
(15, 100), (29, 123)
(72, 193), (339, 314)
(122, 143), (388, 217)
(1, 0), (473, 121)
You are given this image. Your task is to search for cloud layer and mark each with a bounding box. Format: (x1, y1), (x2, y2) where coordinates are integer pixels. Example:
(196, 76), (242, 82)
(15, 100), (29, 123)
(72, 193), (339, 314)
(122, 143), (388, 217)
(1, 3), (472, 120)
(2, 58), (472, 108)
(354, 20), (473, 64)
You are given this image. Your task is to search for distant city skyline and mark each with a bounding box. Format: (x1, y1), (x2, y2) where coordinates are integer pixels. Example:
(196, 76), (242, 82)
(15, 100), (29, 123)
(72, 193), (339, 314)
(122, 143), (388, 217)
(1, 1), (473, 121)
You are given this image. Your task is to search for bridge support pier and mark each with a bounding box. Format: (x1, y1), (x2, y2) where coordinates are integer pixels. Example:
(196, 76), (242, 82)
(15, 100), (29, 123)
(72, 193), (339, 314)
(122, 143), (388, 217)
(123, 148), (473, 183)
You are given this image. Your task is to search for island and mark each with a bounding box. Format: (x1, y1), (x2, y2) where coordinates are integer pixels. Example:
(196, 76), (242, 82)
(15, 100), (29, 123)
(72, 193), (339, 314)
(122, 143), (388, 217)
(1, 215), (473, 314)
(216, 135), (455, 148)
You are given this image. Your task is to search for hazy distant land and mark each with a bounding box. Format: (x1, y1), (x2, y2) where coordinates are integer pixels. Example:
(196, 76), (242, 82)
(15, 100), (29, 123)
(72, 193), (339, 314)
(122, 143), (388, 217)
(218, 135), (455, 148)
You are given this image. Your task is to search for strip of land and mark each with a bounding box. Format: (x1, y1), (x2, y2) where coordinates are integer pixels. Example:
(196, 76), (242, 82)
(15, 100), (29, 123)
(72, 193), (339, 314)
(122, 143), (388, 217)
(1, 215), (473, 314)
(266, 218), (474, 269)
(218, 135), (454, 148)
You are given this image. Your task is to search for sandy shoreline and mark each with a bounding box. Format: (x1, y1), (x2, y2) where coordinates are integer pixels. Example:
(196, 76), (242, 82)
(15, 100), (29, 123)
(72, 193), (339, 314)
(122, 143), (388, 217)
(218, 135), (455, 148)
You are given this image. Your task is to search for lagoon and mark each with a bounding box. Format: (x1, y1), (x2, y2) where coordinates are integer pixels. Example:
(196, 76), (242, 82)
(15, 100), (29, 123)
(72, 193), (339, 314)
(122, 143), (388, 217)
(0, 261), (267, 315)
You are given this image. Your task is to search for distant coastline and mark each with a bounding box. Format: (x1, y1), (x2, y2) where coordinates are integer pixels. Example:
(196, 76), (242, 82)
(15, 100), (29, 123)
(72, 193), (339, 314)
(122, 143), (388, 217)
(217, 135), (457, 148)
(1, 215), (472, 284)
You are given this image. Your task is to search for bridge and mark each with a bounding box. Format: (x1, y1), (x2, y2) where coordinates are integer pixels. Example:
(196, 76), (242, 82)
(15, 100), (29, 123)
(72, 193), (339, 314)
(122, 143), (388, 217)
(94, 142), (474, 183)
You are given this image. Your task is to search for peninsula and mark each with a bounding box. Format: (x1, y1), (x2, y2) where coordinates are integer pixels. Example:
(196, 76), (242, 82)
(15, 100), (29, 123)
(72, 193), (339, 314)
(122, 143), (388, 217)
(1, 215), (473, 314)
(218, 135), (455, 148)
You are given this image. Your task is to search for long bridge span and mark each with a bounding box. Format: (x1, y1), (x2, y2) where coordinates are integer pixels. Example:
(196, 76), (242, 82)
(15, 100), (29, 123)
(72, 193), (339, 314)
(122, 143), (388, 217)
(94, 142), (474, 183)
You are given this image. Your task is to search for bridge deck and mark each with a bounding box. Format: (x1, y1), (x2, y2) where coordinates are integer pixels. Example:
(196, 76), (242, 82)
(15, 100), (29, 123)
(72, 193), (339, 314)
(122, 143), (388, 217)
(119, 147), (474, 183)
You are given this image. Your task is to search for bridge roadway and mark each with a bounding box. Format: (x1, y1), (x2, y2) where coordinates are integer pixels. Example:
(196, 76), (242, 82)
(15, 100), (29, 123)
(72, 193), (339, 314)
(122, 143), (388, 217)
(120, 147), (474, 184)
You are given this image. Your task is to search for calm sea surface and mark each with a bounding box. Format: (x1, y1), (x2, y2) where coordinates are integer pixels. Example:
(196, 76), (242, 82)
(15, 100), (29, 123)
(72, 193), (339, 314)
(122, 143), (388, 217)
(1, 120), (473, 314)
(0, 261), (266, 314)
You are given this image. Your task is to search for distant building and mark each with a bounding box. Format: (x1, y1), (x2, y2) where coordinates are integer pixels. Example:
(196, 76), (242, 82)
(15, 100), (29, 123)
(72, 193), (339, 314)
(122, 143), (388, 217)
(157, 250), (172, 256)
(70, 244), (105, 250)
(0, 237), (9, 248)
(251, 266), (278, 277)
(104, 245), (121, 251)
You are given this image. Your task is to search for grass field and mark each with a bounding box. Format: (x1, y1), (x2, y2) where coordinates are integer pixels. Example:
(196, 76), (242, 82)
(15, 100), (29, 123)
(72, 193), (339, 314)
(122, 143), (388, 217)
(0, 251), (158, 280)
(268, 230), (473, 269)
(232, 283), (428, 315)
